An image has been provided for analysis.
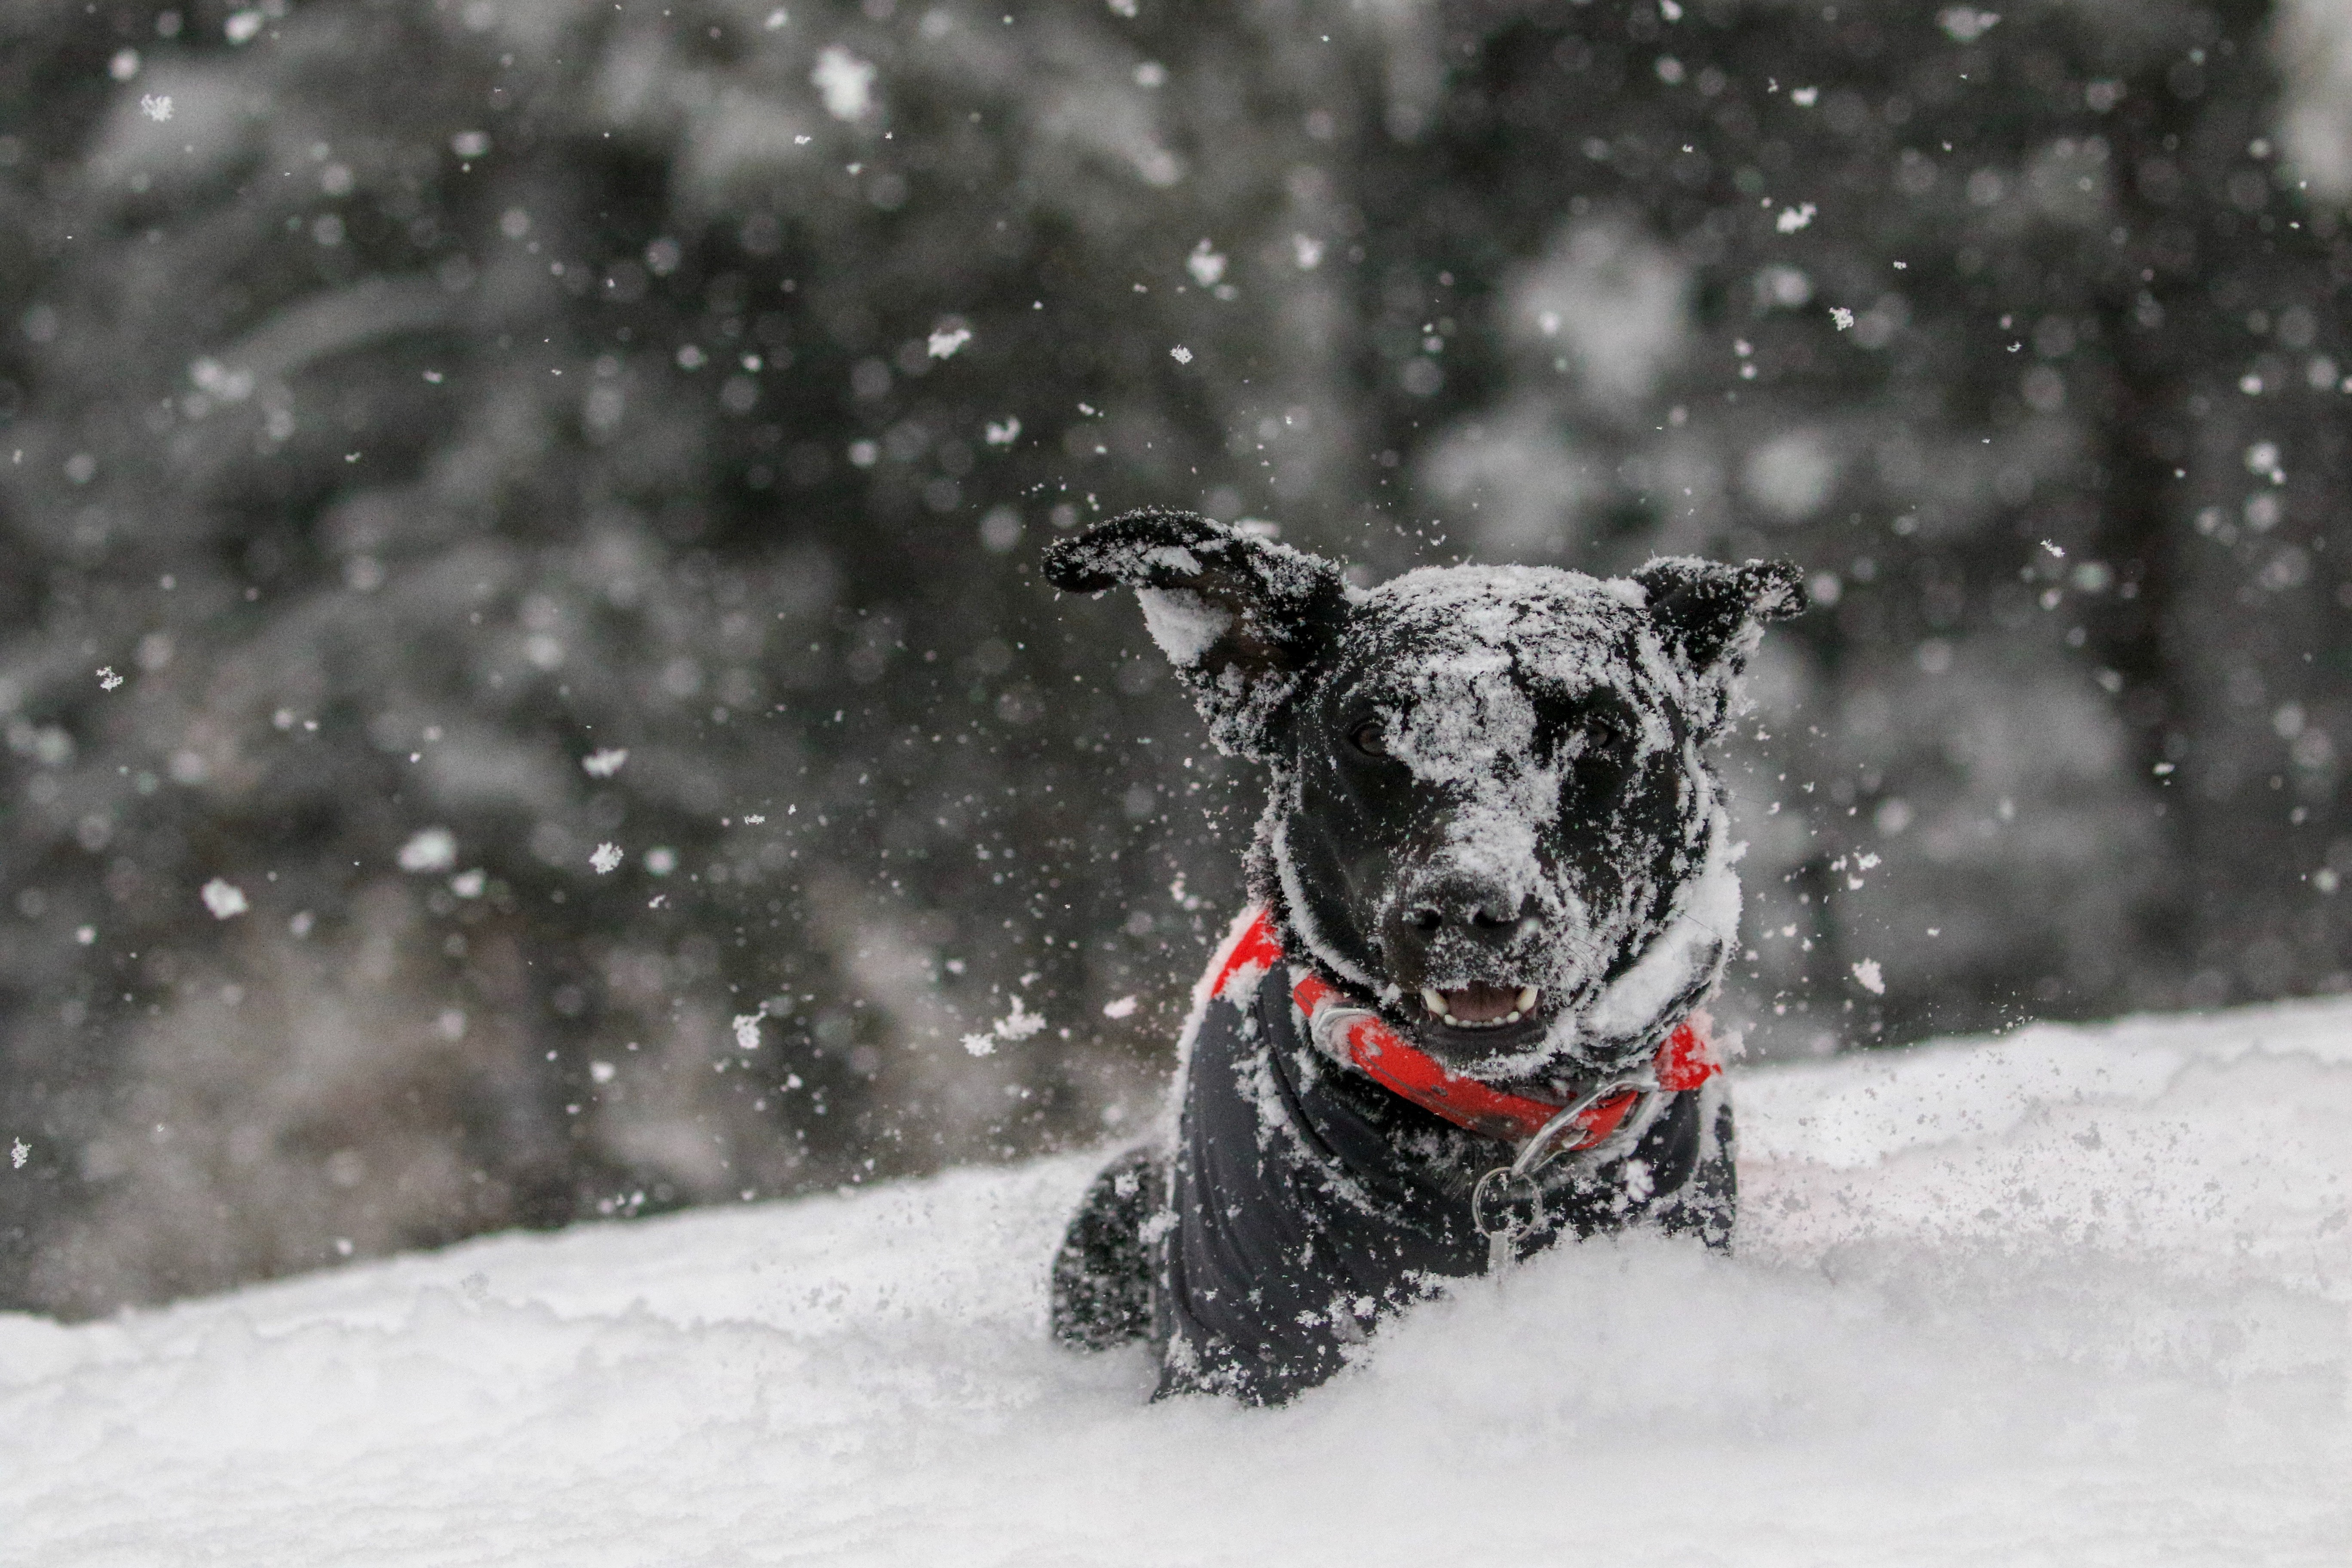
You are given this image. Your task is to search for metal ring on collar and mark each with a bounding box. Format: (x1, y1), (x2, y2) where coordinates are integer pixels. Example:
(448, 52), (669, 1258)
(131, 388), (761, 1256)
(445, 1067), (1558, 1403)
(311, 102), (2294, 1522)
(1471, 1164), (1545, 1239)
(1305, 1002), (1377, 1064)
(1509, 1075), (1660, 1184)
(1473, 1076), (1659, 1240)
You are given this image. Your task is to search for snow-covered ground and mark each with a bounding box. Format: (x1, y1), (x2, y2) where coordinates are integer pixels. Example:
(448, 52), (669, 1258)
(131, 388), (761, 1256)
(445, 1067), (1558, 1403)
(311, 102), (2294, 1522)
(6, 1000), (2349, 1567)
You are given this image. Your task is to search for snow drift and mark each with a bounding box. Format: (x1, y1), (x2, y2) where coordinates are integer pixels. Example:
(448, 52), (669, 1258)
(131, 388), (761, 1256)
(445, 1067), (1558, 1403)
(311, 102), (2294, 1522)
(6, 999), (2349, 1566)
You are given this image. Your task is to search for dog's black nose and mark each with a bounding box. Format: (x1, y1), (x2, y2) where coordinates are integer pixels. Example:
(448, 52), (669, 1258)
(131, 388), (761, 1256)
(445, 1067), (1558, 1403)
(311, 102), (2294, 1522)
(1397, 876), (1526, 943)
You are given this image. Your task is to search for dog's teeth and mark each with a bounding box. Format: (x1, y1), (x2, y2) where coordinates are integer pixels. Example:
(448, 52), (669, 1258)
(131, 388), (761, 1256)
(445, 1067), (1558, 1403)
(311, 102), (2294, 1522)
(1503, 1010), (1521, 1024)
(1421, 988), (1451, 1019)
(1516, 986), (1539, 1013)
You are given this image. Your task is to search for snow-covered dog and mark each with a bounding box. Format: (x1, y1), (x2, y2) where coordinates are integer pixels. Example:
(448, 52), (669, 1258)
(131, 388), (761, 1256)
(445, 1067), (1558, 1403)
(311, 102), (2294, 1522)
(1044, 510), (1804, 1403)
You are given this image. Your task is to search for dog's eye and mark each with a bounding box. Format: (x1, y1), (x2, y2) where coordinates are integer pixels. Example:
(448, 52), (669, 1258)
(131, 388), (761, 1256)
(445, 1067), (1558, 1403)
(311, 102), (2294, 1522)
(1564, 714), (1625, 760)
(1349, 720), (1390, 758)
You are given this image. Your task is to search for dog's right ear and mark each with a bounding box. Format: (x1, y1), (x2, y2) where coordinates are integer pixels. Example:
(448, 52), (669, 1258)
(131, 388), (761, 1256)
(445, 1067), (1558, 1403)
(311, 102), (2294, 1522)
(1044, 508), (1348, 759)
(1632, 555), (1807, 737)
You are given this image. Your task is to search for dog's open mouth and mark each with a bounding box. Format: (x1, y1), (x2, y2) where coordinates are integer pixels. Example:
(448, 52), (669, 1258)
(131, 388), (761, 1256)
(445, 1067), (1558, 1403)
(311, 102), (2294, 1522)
(1419, 983), (1540, 1028)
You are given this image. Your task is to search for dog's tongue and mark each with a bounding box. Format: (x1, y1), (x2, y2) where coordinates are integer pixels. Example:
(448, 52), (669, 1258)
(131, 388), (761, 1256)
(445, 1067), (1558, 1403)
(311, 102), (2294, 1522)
(1440, 983), (1520, 1025)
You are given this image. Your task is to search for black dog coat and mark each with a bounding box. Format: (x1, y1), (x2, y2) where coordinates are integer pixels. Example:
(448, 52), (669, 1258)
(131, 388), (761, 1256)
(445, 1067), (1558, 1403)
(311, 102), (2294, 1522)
(1147, 909), (1734, 1405)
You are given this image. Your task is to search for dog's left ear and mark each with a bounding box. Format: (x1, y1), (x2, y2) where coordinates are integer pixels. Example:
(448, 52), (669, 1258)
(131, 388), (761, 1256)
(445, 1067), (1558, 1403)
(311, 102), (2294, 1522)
(1633, 556), (1807, 728)
(1044, 508), (1349, 758)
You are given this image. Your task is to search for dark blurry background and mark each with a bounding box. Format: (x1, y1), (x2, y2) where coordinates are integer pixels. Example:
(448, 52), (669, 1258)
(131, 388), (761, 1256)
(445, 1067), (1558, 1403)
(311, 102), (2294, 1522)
(3, 0), (2349, 1317)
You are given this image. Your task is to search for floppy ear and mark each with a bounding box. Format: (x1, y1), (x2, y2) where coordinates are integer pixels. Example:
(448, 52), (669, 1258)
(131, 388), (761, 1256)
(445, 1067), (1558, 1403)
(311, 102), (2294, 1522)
(1632, 556), (1807, 730)
(1044, 508), (1349, 758)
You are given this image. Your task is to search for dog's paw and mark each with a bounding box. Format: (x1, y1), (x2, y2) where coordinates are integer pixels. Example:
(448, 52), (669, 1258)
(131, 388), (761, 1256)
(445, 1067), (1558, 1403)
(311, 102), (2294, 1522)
(1049, 1145), (1165, 1352)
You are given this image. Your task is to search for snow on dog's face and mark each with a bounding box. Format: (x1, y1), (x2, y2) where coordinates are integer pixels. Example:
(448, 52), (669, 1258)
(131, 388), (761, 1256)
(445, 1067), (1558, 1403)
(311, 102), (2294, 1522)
(1047, 510), (1803, 1081)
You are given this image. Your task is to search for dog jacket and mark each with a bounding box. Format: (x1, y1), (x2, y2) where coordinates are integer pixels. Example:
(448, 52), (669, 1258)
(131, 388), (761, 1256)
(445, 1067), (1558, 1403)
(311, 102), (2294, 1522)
(1151, 907), (1736, 1404)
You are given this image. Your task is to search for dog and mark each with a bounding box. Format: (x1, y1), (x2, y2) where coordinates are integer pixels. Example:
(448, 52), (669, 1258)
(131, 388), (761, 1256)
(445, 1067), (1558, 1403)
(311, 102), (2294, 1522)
(1043, 509), (1804, 1403)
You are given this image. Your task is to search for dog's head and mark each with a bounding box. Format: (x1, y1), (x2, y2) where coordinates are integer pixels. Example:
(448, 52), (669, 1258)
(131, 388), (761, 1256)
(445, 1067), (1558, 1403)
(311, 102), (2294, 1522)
(1047, 509), (1804, 1080)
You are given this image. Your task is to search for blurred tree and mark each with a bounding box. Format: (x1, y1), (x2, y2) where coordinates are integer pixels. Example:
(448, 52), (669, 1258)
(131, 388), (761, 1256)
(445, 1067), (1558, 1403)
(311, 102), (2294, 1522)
(0, 0), (1378, 1312)
(0, 0), (2345, 1316)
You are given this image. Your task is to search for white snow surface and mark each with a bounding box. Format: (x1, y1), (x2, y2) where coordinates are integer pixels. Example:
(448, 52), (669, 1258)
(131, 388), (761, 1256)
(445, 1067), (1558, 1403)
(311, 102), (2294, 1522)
(8, 999), (2351, 1566)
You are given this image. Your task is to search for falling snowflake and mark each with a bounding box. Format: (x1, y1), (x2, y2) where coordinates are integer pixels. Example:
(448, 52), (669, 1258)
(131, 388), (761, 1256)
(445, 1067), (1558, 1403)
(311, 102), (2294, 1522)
(581, 747), (629, 778)
(397, 827), (457, 873)
(1852, 959), (1886, 995)
(1185, 241), (1226, 287)
(1790, 86), (1819, 106)
(1102, 995), (1139, 1019)
(1292, 234), (1324, 270)
(744, 814), (766, 825)
(764, 6), (789, 27)
(9, 1139), (25, 1170)
(1938, 7), (2000, 43)
(590, 842), (624, 875)
(813, 45), (876, 121)
(1775, 202), (1817, 233)
(1829, 306), (1856, 331)
(96, 667), (123, 690)
(927, 325), (972, 359)
(965, 995), (1047, 1055)
(732, 1012), (764, 1050)
(985, 418), (1021, 447)
(138, 94), (172, 122)
(1170, 345), (1193, 364)
(200, 879), (249, 920)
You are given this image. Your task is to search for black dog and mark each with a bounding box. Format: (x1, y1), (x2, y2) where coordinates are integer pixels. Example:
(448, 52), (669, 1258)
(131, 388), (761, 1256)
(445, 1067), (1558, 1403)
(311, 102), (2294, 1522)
(1044, 510), (1803, 1403)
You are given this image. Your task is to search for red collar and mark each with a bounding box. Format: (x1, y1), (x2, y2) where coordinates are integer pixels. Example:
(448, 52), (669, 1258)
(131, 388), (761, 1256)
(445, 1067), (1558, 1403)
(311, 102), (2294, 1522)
(1206, 905), (1718, 1149)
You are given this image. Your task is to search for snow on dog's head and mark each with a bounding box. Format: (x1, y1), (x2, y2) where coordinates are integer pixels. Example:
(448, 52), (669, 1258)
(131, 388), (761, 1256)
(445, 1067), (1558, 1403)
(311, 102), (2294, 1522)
(1047, 510), (1803, 1081)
